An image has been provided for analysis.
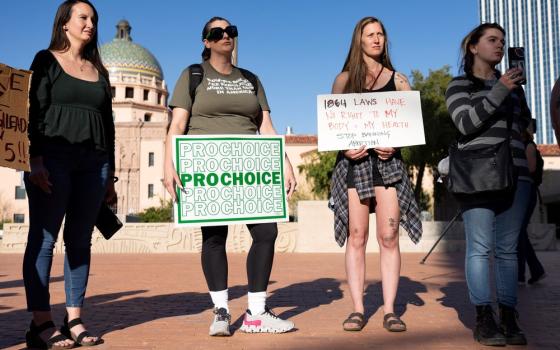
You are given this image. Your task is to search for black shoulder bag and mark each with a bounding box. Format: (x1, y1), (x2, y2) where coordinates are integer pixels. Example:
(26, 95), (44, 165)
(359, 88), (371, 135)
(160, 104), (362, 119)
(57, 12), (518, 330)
(446, 104), (516, 195)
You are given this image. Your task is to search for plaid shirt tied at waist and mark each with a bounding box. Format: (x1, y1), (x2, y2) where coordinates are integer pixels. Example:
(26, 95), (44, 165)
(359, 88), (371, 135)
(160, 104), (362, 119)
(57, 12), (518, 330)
(328, 153), (423, 247)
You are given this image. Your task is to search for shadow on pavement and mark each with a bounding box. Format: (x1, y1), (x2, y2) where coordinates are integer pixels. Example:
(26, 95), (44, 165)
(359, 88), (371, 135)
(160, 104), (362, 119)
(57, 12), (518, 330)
(362, 276), (427, 324)
(270, 278), (343, 319)
(230, 278), (343, 333)
(0, 285), (248, 349)
(0, 276), (64, 290)
(437, 280), (473, 331)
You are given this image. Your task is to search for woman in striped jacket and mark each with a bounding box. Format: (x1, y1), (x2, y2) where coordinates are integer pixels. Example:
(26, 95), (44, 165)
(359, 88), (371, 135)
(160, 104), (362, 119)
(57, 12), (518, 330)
(445, 23), (530, 347)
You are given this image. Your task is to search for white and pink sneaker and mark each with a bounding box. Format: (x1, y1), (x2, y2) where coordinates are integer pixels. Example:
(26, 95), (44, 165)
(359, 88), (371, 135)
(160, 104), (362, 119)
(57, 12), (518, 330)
(239, 307), (294, 333)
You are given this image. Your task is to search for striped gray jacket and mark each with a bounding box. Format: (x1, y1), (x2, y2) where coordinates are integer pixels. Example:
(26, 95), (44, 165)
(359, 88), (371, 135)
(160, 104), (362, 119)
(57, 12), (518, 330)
(445, 75), (531, 181)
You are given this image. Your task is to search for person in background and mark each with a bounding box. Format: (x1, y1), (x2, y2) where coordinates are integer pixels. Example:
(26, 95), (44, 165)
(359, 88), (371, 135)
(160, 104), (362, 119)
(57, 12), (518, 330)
(517, 123), (546, 285)
(24, 0), (115, 348)
(550, 77), (560, 148)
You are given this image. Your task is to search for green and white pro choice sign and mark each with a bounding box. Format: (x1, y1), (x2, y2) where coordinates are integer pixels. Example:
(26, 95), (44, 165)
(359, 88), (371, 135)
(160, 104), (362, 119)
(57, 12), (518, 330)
(173, 135), (288, 226)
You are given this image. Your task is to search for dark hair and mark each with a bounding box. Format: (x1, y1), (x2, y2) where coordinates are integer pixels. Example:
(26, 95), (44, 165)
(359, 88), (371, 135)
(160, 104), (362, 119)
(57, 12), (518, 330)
(48, 0), (109, 84)
(460, 23), (505, 84)
(201, 16), (230, 61)
(342, 17), (394, 93)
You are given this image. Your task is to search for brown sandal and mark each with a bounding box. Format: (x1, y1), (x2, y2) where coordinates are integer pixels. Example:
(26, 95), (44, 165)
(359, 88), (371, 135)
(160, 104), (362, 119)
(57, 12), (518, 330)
(383, 313), (407, 332)
(343, 312), (365, 331)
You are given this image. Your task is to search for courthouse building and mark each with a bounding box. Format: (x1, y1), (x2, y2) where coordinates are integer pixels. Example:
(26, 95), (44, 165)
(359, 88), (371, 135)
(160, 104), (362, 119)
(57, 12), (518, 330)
(100, 20), (170, 215)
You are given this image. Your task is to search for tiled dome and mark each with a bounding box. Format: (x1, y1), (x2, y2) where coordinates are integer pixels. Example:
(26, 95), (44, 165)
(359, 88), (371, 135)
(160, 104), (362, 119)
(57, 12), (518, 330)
(100, 20), (163, 80)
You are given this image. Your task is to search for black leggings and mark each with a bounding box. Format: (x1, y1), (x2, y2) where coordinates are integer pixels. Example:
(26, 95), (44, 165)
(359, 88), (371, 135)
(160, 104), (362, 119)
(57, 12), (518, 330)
(201, 223), (278, 292)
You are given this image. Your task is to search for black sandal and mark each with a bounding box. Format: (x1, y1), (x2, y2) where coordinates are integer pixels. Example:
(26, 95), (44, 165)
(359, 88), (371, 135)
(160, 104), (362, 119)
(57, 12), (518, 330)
(383, 313), (407, 332)
(60, 315), (103, 347)
(343, 312), (365, 331)
(25, 320), (74, 350)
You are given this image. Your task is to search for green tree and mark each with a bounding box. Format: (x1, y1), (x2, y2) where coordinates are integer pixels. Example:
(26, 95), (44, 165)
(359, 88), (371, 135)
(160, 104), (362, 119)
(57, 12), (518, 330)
(401, 66), (456, 204)
(138, 199), (173, 222)
(298, 151), (338, 199)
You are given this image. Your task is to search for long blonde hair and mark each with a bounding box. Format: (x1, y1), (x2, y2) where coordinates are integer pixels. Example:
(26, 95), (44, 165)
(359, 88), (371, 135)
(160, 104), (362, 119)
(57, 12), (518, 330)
(342, 17), (394, 93)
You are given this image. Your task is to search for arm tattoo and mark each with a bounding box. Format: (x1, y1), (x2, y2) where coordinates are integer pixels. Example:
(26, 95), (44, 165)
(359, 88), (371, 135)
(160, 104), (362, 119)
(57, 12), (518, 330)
(395, 72), (409, 85)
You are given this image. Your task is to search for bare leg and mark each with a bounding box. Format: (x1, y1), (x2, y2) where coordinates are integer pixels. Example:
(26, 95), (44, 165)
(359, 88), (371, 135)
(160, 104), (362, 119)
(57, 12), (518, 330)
(374, 186), (401, 316)
(345, 188), (371, 314)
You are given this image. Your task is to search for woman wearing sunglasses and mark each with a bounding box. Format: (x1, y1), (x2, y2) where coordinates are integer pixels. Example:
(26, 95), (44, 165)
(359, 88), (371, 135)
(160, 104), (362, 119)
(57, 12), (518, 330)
(328, 16), (422, 332)
(163, 17), (297, 336)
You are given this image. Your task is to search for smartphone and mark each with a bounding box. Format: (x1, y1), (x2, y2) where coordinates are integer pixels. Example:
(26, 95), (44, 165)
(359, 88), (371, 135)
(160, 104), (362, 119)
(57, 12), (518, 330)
(508, 47), (526, 85)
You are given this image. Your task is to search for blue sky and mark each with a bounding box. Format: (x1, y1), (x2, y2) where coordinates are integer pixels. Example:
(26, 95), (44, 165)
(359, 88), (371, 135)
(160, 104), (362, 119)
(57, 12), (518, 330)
(0, 0), (479, 134)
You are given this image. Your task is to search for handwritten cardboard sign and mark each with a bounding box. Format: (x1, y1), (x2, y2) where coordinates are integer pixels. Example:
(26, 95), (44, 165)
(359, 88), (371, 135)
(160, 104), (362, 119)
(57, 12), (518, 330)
(0, 63), (31, 171)
(173, 135), (288, 227)
(317, 91), (426, 151)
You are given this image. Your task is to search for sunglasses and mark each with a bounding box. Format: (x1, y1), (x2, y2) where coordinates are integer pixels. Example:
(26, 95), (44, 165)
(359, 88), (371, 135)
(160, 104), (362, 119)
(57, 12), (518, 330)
(205, 25), (238, 41)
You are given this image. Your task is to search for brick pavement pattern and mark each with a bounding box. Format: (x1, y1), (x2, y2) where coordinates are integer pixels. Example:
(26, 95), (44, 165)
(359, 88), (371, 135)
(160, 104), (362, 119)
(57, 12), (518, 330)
(0, 252), (558, 350)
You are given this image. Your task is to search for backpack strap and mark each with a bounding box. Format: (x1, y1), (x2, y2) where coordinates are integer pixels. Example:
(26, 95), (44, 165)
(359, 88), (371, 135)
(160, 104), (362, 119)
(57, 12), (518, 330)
(237, 67), (259, 95)
(237, 67), (263, 127)
(188, 63), (204, 104)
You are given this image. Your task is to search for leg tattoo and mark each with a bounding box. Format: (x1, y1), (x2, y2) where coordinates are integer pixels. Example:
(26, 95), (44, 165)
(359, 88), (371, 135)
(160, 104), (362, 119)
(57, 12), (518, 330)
(383, 218), (399, 244)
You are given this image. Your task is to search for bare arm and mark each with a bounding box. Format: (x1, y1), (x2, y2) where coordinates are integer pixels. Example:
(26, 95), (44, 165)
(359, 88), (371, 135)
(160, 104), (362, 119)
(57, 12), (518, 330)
(395, 72), (412, 91)
(259, 110), (297, 198)
(332, 71), (349, 94)
(163, 107), (190, 201)
(258, 110), (278, 136)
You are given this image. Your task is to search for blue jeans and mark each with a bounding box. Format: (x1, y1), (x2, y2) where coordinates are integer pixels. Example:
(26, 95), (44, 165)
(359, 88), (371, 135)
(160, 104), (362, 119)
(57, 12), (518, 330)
(462, 180), (531, 307)
(23, 142), (109, 311)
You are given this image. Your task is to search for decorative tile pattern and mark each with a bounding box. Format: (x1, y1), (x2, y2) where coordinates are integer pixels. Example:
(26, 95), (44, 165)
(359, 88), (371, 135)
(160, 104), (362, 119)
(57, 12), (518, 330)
(100, 39), (163, 79)
(0, 223), (299, 254)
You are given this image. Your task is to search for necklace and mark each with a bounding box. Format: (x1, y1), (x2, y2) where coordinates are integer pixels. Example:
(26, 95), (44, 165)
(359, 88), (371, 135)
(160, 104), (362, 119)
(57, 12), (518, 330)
(367, 66), (384, 90)
(65, 50), (86, 71)
(77, 59), (86, 72)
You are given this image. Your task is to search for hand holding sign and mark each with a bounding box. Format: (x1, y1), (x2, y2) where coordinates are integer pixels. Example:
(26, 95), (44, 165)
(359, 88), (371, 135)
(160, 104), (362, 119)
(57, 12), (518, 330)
(163, 160), (183, 202)
(373, 147), (397, 160)
(283, 159), (297, 198)
(344, 145), (368, 161)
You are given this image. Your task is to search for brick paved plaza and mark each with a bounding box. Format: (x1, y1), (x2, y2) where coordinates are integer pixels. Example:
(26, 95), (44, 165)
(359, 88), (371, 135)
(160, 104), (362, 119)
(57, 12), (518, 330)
(0, 252), (558, 349)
